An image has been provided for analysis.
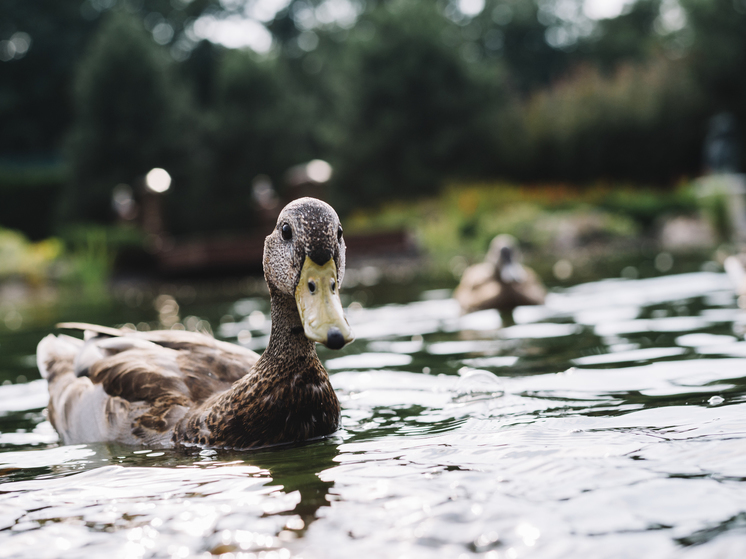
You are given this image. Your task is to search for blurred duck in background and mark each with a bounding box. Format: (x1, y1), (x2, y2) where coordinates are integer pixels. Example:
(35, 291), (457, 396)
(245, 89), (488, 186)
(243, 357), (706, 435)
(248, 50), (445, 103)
(454, 234), (546, 320)
(724, 253), (746, 302)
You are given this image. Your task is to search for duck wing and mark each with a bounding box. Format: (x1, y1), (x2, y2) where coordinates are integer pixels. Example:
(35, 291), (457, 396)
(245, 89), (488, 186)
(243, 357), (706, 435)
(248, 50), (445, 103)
(514, 267), (546, 306)
(454, 263), (500, 313)
(37, 326), (260, 447)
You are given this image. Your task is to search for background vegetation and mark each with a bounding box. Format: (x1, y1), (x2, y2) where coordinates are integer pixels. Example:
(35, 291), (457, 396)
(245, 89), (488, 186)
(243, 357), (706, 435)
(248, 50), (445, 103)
(1, 0), (745, 281)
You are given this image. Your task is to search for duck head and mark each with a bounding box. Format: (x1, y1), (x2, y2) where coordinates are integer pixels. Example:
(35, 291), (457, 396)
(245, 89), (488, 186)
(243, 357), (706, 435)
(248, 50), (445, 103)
(263, 197), (353, 350)
(486, 234), (527, 284)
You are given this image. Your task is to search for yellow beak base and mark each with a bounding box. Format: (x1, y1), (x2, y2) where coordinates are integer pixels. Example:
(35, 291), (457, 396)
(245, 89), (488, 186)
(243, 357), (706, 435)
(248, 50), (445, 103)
(295, 256), (353, 349)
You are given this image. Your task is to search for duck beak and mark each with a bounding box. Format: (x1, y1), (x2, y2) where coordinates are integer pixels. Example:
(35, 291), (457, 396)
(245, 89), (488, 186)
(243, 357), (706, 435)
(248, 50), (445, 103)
(295, 256), (354, 349)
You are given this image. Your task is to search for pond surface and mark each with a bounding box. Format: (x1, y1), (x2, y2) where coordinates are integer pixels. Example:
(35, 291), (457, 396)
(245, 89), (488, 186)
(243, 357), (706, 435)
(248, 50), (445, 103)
(0, 270), (745, 558)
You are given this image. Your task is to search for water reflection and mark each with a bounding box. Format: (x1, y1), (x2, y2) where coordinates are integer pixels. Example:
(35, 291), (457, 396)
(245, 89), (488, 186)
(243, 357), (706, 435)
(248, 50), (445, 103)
(0, 271), (745, 557)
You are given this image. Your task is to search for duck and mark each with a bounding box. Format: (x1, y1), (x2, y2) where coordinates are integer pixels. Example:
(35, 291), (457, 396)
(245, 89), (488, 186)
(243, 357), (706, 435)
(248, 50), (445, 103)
(454, 234), (546, 317)
(36, 197), (354, 450)
(724, 252), (746, 300)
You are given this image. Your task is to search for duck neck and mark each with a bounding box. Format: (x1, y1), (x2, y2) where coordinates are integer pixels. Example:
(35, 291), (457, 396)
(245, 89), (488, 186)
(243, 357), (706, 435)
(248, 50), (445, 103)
(262, 285), (316, 362)
(184, 283), (339, 449)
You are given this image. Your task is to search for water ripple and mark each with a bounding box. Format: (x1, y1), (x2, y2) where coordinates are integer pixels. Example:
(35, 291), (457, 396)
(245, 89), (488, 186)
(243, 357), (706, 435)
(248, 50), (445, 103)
(0, 271), (745, 558)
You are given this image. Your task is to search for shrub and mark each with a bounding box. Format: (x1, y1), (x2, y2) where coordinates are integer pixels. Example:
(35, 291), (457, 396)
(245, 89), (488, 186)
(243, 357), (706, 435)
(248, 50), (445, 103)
(0, 162), (66, 240)
(504, 58), (706, 184)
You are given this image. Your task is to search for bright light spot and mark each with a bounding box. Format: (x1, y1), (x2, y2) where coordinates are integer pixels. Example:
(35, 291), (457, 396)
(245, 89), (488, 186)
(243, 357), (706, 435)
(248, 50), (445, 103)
(248, 310), (266, 329)
(621, 265), (639, 279)
(475, 530), (500, 549)
(152, 22), (174, 45)
(252, 175), (278, 210)
(657, 0), (687, 33)
(583, 0), (633, 19)
(293, 2), (317, 30)
(0, 32), (32, 62)
(315, 0), (362, 28)
(285, 517), (305, 530)
(297, 31), (319, 51)
(546, 26), (573, 48)
(306, 159), (333, 183)
(192, 15), (273, 52)
(459, 0), (485, 17)
(553, 259), (573, 280)
(515, 522), (541, 547)
(655, 252), (674, 273)
(246, 0), (292, 22)
(145, 168), (171, 193)
(4, 311), (22, 331)
(10, 32), (31, 55)
(112, 183), (137, 220)
(238, 329), (253, 344)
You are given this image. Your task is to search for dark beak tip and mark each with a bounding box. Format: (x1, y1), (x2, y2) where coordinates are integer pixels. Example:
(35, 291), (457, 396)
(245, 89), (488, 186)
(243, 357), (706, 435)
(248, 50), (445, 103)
(326, 327), (346, 350)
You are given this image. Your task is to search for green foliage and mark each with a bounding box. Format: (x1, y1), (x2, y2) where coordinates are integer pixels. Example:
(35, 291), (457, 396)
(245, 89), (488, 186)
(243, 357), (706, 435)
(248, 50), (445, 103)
(473, 0), (572, 91)
(6, 0), (746, 242)
(0, 0), (97, 155)
(330, 1), (505, 211)
(575, 0), (663, 71)
(0, 162), (67, 239)
(0, 0), (217, 157)
(0, 221), (145, 291)
(681, 0), (746, 109)
(595, 185), (699, 230)
(64, 10), (196, 223)
(0, 228), (62, 284)
(57, 224), (146, 291)
(195, 50), (316, 232)
(63, 227), (112, 291)
(502, 58), (706, 183)
(680, 0), (746, 165)
(345, 181), (662, 270)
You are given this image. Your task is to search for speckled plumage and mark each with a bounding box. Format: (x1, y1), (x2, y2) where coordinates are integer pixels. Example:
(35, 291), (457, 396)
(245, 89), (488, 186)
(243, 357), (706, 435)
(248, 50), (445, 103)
(37, 198), (348, 449)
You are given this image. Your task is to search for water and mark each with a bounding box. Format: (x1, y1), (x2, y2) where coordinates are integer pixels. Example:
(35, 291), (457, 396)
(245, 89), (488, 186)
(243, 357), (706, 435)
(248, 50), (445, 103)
(1, 271), (745, 558)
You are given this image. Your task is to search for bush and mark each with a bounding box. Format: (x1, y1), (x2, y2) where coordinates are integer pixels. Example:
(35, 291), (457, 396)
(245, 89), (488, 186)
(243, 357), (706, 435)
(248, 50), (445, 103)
(0, 227), (62, 284)
(0, 162), (66, 240)
(503, 58), (706, 184)
(191, 50), (316, 233)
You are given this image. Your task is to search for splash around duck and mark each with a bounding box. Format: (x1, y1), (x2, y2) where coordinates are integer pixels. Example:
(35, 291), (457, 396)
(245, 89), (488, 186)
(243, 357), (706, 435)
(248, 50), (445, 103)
(36, 198), (353, 450)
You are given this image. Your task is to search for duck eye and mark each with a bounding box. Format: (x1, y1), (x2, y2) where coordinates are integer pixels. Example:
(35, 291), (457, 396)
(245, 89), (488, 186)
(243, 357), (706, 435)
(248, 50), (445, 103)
(330, 279), (336, 293)
(281, 223), (293, 241)
(337, 226), (343, 242)
(308, 280), (316, 293)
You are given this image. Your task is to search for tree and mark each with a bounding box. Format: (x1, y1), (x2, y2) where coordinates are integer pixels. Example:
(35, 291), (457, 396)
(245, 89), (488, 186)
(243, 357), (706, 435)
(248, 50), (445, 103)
(0, 0), (96, 156)
(575, 0), (663, 72)
(330, 1), (505, 211)
(192, 49), (316, 232)
(64, 10), (196, 223)
(680, 0), (746, 120)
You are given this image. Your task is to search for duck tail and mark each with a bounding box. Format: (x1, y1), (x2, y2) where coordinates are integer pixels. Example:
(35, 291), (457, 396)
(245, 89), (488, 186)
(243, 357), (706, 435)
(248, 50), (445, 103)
(37, 334), (83, 381)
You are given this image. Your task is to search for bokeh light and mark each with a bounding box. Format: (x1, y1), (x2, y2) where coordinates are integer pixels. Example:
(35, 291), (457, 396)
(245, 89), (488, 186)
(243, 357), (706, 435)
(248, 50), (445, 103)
(145, 168), (171, 194)
(306, 160), (332, 183)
